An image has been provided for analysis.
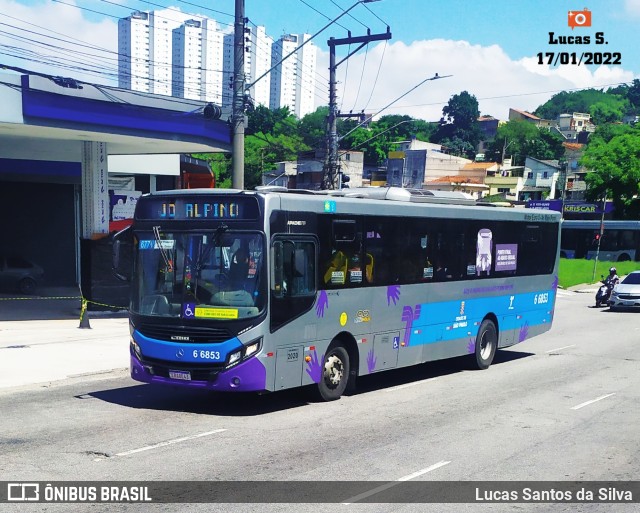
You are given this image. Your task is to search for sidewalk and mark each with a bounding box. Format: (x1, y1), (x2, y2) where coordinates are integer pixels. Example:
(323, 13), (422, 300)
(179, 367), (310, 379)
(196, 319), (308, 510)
(566, 283), (599, 293)
(0, 285), (130, 391)
(0, 317), (129, 390)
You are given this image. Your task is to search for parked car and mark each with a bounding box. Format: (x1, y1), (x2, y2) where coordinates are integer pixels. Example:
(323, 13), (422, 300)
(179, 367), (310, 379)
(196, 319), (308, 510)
(609, 271), (640, 311)
(0, 256), (44, 295)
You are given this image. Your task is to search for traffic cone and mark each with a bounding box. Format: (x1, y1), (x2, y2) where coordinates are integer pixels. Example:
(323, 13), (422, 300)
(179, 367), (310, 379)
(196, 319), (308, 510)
(78, 298), (92, 329)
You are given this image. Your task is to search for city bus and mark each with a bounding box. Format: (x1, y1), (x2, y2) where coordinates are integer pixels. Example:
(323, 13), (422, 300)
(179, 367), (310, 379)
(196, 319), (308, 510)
(114, 187), (560, 400)
(560, 220), (640, 262)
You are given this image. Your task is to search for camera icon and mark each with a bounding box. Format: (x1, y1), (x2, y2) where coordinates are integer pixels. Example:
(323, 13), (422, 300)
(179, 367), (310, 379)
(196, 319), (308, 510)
(7, 483), (40, 501)
(568, 8), (592, 29)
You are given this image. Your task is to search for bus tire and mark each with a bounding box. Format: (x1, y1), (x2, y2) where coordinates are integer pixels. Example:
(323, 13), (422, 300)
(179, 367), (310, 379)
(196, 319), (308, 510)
(316, 344), (350, 401)
(474, 319), (497, 370)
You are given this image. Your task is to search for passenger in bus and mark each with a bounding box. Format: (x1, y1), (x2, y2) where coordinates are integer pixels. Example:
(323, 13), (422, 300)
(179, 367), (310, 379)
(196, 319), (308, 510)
(229, 245), (250, 288)
(323, 249), (348, 285)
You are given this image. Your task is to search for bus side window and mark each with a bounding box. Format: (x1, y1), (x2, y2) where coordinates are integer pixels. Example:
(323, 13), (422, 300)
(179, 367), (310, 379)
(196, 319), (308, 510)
(273, 239), (316, 298)
(322, 218), (363, 288)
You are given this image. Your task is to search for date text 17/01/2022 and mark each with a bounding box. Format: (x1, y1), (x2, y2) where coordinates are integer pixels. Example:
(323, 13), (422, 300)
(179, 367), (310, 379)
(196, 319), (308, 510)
(538, 31), (622, 66)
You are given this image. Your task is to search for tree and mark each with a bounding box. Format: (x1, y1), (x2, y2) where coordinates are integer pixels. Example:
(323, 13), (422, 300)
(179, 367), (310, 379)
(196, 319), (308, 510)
(581, 125), (640, 218)
(485, 121), (564, 166)
(590, 123), (634, 144)
(626, 79), (640, 110)
(433, 91), (482, 158)
(299, 107), (329, 149)
(534, 89), (628, 122)
(246, 106), (292, 135)
(590, 101), (624, 125)
(484, 120), (538, 164)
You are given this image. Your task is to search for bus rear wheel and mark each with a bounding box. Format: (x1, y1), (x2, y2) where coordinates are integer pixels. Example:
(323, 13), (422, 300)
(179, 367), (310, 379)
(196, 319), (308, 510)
(474, 319), (497, 370)
(317, 344), (350, 401)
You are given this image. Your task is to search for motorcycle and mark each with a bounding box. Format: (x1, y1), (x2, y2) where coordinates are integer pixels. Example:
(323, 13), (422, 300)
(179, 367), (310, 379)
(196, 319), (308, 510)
(595, 275), (617, 307)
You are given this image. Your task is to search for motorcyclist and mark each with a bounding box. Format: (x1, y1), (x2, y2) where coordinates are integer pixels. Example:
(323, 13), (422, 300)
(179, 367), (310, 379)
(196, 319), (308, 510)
(596, 267), (620, 307)
(605, 267), (620, 288)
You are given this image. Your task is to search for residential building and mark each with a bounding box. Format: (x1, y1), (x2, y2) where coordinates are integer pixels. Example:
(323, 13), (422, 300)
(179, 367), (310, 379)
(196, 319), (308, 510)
(561, 142), (587, 200)
(119, 10), (225, 102)
(172, 18), (224, 103)
(270, 34), (316, 118)
(385, 139), (472, 188)
(119, 10), (188, 95)
(508, 108), (553, 128)
(264, 150), (363, 190)
(520, 157), (561, 201)
(556, 112), (596, 142)
(484, 161), (525, 200)
(423, 175), (489, 199)
(223, 25), (272, 109)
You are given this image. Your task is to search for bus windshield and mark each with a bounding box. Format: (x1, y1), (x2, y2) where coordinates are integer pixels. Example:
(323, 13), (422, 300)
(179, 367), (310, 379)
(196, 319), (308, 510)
(131, 230), (266, 319)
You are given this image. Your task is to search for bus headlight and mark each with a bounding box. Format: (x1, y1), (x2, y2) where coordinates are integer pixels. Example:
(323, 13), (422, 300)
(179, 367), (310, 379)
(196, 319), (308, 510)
(245, 340), (260, 357)
(226, 338), (262, 369)
(228, 351), (242, 366)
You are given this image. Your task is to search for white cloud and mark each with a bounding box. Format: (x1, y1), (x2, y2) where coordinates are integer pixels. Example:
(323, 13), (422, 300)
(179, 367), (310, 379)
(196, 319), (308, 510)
(319, 39), (637, 122)
(0, 0), (118, 84)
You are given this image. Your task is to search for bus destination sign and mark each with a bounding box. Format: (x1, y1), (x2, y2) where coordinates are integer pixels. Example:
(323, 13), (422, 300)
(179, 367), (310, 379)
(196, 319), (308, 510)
(136, 196), (259, 221)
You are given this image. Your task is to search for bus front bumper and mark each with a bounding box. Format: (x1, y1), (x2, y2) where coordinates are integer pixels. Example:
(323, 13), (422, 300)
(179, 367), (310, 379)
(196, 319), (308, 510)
(130, 353), (267, 392)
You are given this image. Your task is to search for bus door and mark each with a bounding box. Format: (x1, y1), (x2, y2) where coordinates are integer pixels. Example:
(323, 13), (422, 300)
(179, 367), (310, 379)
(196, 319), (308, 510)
(271, 236), (317, 390)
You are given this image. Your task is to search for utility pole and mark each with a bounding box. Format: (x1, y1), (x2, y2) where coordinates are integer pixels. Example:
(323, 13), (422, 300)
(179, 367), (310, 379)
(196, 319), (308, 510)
(324, 28), (392, 189)
(232, 0), (246, 190)
(592, 195), (607, 283)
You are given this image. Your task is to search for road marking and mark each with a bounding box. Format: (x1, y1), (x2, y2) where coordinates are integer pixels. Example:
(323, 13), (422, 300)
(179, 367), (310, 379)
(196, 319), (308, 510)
(341, 460), (451, 505)
(556, 290), (573, 297)
(545, 344), (576, 353)
(571, 393), (615, 410)
(384, 378), (435, 392)
(114, 429), (227, 457)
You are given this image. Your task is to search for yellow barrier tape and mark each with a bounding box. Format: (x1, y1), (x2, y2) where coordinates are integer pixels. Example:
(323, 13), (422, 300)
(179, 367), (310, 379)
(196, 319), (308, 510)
(0, 296), (81, 301)
(84, 299), (128, 310)
(0, 295), (127, 310)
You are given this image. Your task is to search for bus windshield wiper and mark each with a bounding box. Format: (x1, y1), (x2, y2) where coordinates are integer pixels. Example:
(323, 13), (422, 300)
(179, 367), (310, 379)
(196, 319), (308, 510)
(152, 225), (173, 272)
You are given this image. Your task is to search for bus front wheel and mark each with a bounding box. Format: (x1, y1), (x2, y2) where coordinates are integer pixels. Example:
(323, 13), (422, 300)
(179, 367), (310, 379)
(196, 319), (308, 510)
(317, 344), (350, 401)
(474, 319), (497, 370)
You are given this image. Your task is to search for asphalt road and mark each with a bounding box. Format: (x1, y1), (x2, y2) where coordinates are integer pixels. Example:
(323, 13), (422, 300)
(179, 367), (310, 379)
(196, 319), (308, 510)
(1, 290), (639, 512)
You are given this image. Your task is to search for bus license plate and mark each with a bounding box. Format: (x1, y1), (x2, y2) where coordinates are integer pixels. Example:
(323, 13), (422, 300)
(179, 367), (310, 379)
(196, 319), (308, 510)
(169, 370), (191, 381)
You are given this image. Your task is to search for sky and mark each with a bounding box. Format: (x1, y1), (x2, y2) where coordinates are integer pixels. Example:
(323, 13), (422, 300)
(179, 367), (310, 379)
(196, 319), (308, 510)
(1, 0), (639, 121)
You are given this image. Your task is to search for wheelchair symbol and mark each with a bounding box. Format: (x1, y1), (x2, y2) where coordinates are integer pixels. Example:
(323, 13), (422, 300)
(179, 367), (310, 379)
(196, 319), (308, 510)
(183, 304), (195, 317)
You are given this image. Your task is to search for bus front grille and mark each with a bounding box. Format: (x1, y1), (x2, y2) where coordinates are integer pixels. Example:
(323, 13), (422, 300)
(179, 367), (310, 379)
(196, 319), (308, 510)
(139, 356), (224, 382)
(136, 323), (232, 343)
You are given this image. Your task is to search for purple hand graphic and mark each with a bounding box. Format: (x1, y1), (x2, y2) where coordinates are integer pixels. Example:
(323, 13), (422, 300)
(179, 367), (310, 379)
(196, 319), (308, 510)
(387, 285), (400, 306)
(305, 350), (324, 383)
(316, 290), (329, 318)
(467, 338), (476, 354)
(519, 322), (529, 342)
(367, 349), (377, 373)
